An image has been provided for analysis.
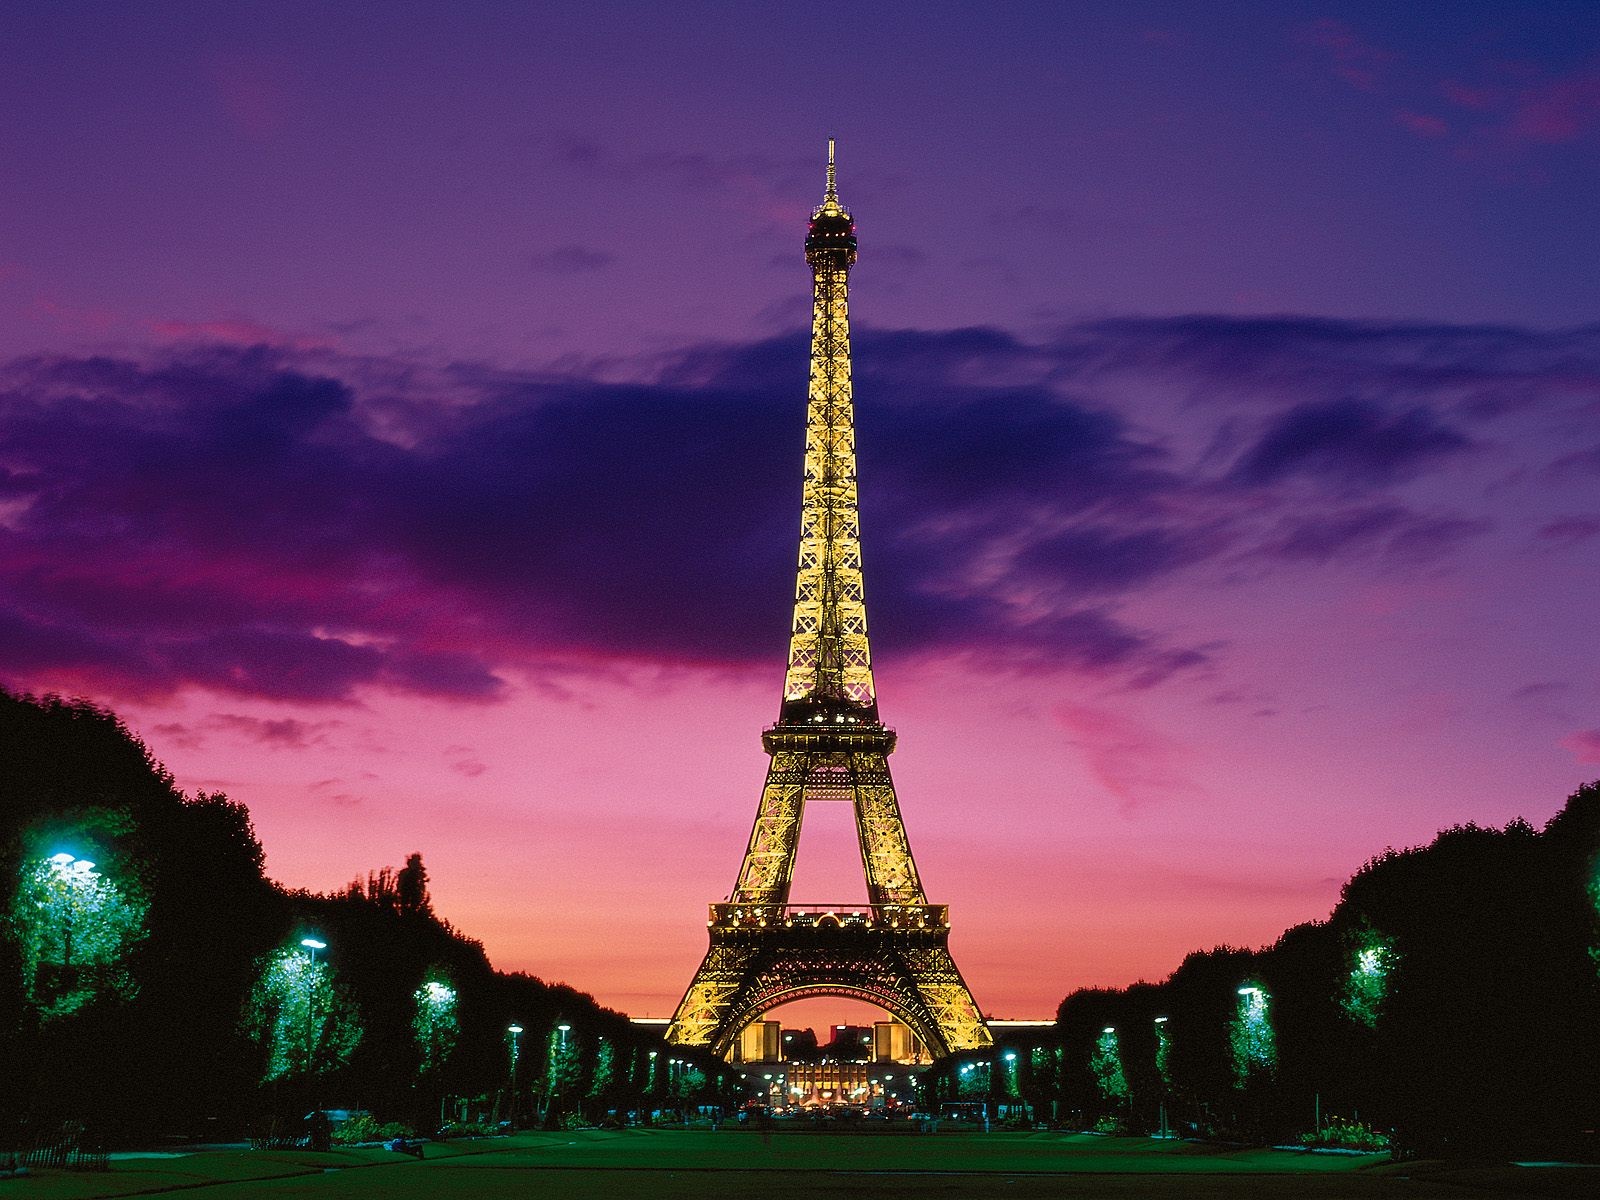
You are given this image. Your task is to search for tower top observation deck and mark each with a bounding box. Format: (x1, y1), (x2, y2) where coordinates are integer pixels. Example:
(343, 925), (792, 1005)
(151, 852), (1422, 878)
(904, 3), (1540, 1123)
(806, 137), (857, 269)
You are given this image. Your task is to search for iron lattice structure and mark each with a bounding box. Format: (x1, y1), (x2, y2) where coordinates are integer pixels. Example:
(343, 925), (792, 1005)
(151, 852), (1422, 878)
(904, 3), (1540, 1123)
(666, 142), (992, 1060)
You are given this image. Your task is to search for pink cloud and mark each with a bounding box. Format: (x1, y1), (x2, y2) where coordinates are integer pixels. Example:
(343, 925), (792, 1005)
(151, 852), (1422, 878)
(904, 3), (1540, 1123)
(204, 56), (294, 141)
(1055, 702), (1204, 813)
(1508, 70), (1600, 143)
(1299, 18), (1397, 93)
(1561, 730), (1600, 765)
(30, 296), (124, 334)
(1436, 61), (1600, 150)
(209, 713), (342, 750)
(1536, 516), (1600, 545)
(1440, 80), (1503, 112)
(148, 317), (334, 351)
(1395, 110), (1449, 138)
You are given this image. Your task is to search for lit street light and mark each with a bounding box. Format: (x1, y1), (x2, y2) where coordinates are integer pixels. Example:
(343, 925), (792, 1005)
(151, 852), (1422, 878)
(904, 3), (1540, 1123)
(299, 937), (326, 1075)
(508, 1024), (523, 1125)
(48, 854), (97, 970)
(1154, 1017), (1171, 1138)
(548, 1023), (574, 1122)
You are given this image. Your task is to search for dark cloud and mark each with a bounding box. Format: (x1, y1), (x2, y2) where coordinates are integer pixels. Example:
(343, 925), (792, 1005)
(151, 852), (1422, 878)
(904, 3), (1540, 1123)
(1261, 505), (1485, 564)
(1551, 443), (1600, 475)
(209, 714), (341, 749)
(1229, 399), (1472, 486)
(0, 314), (1579, 705)
(528, 245), (614, 274)
(1383, 513), (1489, 563)
(1513, 681), (1568, 700)
(1537, 515), (1600, 544)
(1071, 316), (1600, 418)
(1012, 525), (1209, 593)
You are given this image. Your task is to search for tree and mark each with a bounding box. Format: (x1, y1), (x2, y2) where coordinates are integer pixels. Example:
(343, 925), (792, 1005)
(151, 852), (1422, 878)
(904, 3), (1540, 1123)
(397, 854), (431, 917)
(243, 945), (363, 1083)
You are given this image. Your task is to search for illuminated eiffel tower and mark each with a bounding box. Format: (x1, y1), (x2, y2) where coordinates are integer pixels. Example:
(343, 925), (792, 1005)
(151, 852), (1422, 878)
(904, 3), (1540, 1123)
(665, 141), (992, 1060)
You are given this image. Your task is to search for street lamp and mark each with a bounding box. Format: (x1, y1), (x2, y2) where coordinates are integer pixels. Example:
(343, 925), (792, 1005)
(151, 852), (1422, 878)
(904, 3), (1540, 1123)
(1153, 1017), (1171, 1138)
(978, 1059), (993, 1133)
(298, 937), (326, 1074)
(508, 1024), (523, 1124)
(49, 854), (97, 969)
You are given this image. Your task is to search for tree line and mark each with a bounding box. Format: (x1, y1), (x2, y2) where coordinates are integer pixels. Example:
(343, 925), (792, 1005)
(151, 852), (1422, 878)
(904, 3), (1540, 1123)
(924, 781), (1600, 1158)
(9, 687), (1597, 1156)
(0, 691), (733, 1143)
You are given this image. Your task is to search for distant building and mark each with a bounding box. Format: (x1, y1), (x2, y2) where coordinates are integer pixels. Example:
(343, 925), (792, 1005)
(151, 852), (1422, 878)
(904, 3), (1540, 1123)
(732, 1019), (782, 1063)
(827, 1023), (873, 1057)
(787, 1061), (872, 1107)
(872, 1020), (927, 1063)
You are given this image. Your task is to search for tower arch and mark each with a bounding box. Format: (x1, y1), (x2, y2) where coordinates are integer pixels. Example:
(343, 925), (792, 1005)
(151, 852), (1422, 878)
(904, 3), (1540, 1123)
(714, 982), (943, 1062)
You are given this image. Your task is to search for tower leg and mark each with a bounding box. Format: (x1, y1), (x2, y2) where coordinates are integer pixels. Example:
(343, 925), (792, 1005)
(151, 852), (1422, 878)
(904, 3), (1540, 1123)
(849, 751), (925, 906)
(729, 751), (809, 906)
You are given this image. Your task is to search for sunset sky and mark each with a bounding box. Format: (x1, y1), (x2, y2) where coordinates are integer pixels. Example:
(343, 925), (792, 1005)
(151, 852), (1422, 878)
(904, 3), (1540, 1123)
(2, 1), (1599, 1027)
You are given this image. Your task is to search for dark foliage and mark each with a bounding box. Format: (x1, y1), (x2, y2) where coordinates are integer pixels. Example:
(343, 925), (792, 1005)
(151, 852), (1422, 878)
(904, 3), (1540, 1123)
(0, 690), (728, 1144)
(1040, 783), (1600, 1158)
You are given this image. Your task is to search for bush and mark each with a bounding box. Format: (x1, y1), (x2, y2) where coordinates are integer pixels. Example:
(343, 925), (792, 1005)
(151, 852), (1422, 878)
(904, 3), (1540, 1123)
(331, 1114), (414, 1145)
(1299, 1117), (1389, 1151)
(435, 1120), (498, 1139)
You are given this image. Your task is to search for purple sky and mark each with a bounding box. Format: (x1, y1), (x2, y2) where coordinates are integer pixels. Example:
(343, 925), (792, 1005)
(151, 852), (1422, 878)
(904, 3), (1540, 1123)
(2, 1), (1598, 1023)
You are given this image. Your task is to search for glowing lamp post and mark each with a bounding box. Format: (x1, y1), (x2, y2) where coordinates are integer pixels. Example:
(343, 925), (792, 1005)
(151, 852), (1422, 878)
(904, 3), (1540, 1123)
(1154, 1017), (1171, 1138)
(1231, 985), (1277, 1088)
(546, 1023), (574, 1121)
(507, 1024), (523, 1124)
(1002, 1050), (1021, 1121)
(299, 938), (326, 1074)
(48, 854), (96, 971)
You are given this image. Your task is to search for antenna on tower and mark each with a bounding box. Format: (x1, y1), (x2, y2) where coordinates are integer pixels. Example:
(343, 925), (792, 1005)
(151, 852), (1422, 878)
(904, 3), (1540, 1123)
(825, 137), (837, 203)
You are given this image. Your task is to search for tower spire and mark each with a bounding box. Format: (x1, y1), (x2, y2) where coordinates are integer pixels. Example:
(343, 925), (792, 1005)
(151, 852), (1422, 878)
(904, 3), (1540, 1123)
(786, 139), (869, 719)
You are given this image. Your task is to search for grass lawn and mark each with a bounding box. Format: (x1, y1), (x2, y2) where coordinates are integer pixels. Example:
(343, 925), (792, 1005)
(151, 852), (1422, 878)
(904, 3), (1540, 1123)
(9, 1129), (1594, 1199)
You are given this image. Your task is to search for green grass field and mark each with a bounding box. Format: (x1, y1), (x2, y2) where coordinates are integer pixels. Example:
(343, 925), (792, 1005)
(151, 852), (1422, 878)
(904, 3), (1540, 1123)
(12, 1129), (1595, 1199)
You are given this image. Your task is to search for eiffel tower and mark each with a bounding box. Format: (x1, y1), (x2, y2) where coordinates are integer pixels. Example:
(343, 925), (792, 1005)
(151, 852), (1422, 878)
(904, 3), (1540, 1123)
(665, 141), (992, 1060)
